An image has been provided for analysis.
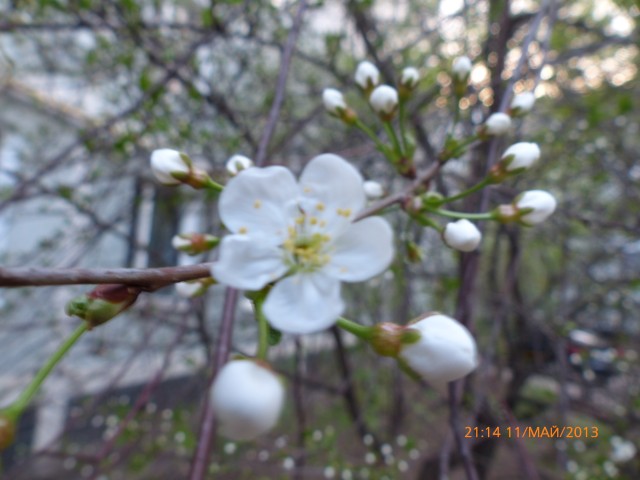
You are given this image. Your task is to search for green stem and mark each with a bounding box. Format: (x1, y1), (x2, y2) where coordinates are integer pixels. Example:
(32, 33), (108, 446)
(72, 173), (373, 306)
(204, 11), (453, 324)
(440, 177), (492, 205)
(426, 208), (494, 221)
(383, 121), (404, 158)
(354, 119), (391, 157)
(414, 214), (444, 233)
(255, 301), (269, 361)
(9, 323), (87, 417)
(336, 317), (373, 341)
(205, 178), (224, 193)
(398, 102), (409, 154)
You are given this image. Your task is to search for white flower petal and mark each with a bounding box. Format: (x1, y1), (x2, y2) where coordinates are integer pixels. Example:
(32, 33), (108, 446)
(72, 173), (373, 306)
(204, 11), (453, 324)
(443, 219), (482, 252)
(219, 166), (299, 242)
(516, 190), (557, 225)
(263, 272), (344, 334)
(210, 360), (284, 441)
(324, 217), (394, 282)
(298, 154), (366, 236)
(211, 235), (287, 290)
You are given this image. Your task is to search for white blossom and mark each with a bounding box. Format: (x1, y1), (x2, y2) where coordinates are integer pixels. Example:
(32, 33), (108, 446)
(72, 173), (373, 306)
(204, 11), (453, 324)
(369, 85), (399, 116)
(363, 180), (384, 200)
(501, 142), (541, 171)
(150, 149), (190, 185)
(510, 92), (536, 114)
(211, 154), (394, 334)
(443, 219), (482, 252)
(400, 314), (478, 385)
(452, 56), (472, 79)
(355, 61), (380, 89)
(210, 360), (284, 441)
(322, 88), (347, 115)
(226, 155), (254, 175)
(400, 67), (420, 88)
(484, 113), (512, 135)
(610, 436), (637, 463)
(516, 190), (557, 225)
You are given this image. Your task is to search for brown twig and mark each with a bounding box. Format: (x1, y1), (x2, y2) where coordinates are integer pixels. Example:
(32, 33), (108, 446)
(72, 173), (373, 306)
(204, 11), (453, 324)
(0, 264), (213, 288)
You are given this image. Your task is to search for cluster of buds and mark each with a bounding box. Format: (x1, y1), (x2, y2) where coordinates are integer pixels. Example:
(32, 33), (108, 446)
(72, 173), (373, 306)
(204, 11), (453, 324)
(150, 149), (216, 189)
(172, 233), (220, 256)
(66, 284), (141, 329)
(210, 359), (284, 440)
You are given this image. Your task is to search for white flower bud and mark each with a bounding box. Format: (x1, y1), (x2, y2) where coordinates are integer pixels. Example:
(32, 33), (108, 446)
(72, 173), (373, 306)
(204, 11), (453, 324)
(363, 180), (384, 200)
(501, 142), (540, 171)
(610, 436), (637, 463)
(443, 219), (482, 252)
(516, 190), (557, 225)
(322, 88), (347, 115)
(452, 56), (472, 79)
(175, 281), (203, 298)
(400, 67), (420, 88)
(171, 235), (192, 250)
(150, 149), (190, 185)
(400, 314), (478, 385)
(369, 85), (399, 116)
(210, 360), (285, 441)
(355, 61), (380, 89)
(226, 155), (254, 175)
(484, 112), (512, 136)
(510, 92), (536, 115)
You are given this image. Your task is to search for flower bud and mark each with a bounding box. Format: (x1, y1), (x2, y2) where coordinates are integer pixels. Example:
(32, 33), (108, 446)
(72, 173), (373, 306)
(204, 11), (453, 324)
(0, 412), (16, 451)
(323, 88), (347, 113)
(363, 180), (384, 200)
(443, 219), (482, 252)
(210, 359), (285, 441)
(172, 233), (220, 255)
(66, 284), (141, 329)
(514, 190), (557, 225)
(452, 56), (472, 80)
(480, 112), (512, 137)
(175, 278), (215, 298)
(399, 313), (478, 385)
(509, 92), (535, 116)
(369, 85), (399, 120)
(500, 142), (540, 172)
(150, 149), (191, 186)
(355, 61), (380, 90)
(400, 67), (420, 89)
(226, 155), (254, 176)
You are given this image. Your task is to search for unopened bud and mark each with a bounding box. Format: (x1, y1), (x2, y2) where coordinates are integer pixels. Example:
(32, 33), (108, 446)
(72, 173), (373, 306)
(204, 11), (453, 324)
(494, 190), (557, 226)
(405, 240), (424, 263)
(226, 155), (254, 175)
(452, 56), (472, 97)
(355, 61), (380, 92)
(399, 67), (420, 98)
(369, 85), (399, 120)
(150, 149), (191, 186)
(175, 278), (215, 298)
(443, 219), (482, 252)
(211, 359), (284, 441)
(363, 180), (385, 200)
(322, 88), (358, 124)
(399, 313), (478, 385)
(479, 112), (512, 137)
(509, 92), (536, 116)
(66, 284), (141, 329)
(172, 233), (220, 255)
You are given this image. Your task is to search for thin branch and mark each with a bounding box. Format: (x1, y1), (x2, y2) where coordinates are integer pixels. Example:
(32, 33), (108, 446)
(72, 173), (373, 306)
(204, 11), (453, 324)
(254, 0), (308, 167)
(0, 264), (212, 288)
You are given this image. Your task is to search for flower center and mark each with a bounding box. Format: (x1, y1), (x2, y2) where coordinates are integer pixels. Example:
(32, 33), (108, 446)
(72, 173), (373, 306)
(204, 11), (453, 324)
(283, 215), (332, 272)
